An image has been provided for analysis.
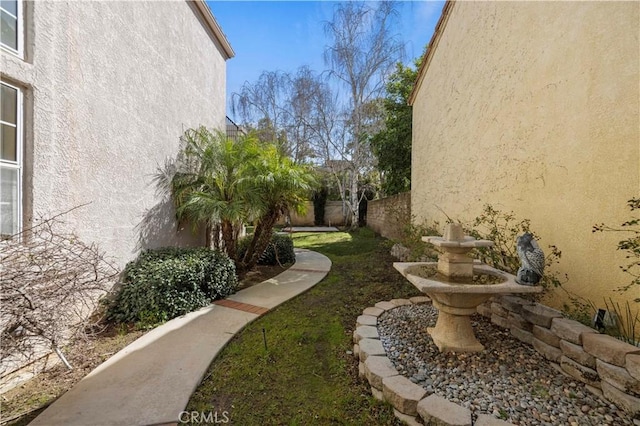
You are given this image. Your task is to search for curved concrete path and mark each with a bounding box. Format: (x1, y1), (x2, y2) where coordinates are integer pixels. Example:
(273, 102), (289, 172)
(30, 249), (331, 426)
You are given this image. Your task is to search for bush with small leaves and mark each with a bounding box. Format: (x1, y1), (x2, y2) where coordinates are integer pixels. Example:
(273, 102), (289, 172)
(237, 233), (296, 266)
(107, 247), (237, 326)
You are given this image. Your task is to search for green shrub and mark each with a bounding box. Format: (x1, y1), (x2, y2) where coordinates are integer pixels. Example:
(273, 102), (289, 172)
(237, 233), (296, 266)
(107, 247), (237, 326)
(465, 204), (565, 292)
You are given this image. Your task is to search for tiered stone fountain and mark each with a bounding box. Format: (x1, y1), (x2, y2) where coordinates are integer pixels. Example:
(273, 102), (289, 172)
(394, 223), (542, 353)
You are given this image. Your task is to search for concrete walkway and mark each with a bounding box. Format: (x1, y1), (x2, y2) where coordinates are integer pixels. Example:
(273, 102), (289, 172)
(30, 249), (331, 426)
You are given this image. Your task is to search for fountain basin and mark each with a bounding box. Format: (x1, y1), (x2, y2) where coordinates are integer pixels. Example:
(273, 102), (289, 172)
(394, 262), (542, 352)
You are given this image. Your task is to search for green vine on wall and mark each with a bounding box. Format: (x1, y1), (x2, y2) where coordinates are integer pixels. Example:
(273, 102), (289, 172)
(593, 198), (640, 302)
(465, 205), (566, 292)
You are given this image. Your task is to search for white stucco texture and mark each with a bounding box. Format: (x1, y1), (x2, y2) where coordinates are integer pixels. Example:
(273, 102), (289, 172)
(2, 1), (229, 267)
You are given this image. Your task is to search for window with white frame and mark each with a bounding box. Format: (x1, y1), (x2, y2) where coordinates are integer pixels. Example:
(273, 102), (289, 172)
(1, 0), (22, 56)
(1, 81), (22, 238)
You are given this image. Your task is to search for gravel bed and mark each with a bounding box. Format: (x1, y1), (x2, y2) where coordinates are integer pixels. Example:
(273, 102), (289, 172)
(377, 304), (635, 426)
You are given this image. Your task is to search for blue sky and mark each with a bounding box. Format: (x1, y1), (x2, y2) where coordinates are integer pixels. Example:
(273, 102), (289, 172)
(207, 1), (445, 119)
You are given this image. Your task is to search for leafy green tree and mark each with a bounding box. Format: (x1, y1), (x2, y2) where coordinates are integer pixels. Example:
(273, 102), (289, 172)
(371, 57), (422, 195)
(240, 146), (316, 271)
(161, 127), (261, 262)
(157, 127), (316, 275)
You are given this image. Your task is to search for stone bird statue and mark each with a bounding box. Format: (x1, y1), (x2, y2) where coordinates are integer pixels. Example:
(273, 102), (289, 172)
(516, 233), (545, 285)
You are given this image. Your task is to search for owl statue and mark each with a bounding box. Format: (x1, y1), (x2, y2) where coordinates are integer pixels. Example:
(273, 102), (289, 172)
(516, 233), (545, 286)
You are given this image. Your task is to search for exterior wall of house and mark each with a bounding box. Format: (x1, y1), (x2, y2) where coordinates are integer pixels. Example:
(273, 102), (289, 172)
(0, 1), (230, 390)
(411, 1), (639, 310)
(2, 0), (229, 267)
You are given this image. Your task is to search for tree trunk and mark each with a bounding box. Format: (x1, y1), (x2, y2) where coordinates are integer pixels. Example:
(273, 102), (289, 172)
(221, 220), (236, 262)
(348, 170), (359, 230)
(244, 214), (279, 272)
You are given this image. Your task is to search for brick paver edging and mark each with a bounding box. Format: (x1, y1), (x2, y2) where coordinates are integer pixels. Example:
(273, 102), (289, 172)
(213, 299), (270, 315)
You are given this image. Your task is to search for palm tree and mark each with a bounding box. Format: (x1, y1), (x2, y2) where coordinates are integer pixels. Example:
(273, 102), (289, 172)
(158, 127), (262, 261)
(158, 126), (316, 275)
(239, 146), (316, 271)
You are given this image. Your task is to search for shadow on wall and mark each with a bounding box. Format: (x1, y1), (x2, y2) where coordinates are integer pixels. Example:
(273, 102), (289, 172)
(135, 197), (205, 253)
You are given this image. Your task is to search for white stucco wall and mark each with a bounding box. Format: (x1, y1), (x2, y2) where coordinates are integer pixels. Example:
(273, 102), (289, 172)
(2, 1), (229, 267)
(411, 2), (639, 310)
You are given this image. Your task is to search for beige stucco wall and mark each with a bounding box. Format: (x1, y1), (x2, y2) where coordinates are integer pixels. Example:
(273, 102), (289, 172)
(411, 2), (639, 311)
(277, 201), (347, 226)
(1, 1), (229, 267)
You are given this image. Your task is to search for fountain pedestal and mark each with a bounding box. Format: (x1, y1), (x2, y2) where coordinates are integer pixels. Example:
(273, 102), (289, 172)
(394, 224), (542, 353)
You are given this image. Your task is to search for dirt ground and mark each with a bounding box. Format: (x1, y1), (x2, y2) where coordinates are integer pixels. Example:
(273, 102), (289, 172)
(0, 264), (288, 426)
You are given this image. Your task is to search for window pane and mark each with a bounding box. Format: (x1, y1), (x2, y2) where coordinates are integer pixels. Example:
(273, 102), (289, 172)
(1, 83), (17, 124)
(0, 1), (17, 16)
(1, 9), (17, 50)
(1, 123), (16, 161)
(0, 166), (19, 236)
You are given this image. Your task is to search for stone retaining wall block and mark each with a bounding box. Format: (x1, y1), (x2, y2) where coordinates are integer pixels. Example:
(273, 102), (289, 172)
(533, 325), (561, 348)
(382, 375), (427, 416)
(353, 325), (379, 343)
(364, 356), (399, 390)
(390, 298), (412, 307)
(417, 394), (472, 426)
(358, 338), (385, 362)
(560, 356), (600, 388)
(491, 302), (509, 318)
(492, 314), (511, 330)
(371, 386), (384, 401)
(375, 301), (396, 311)
(393, 409), (422, 426)
(356, 314), (377, 328)
(521, 304), (563, 328)
(601, 380), (640, 417)
(583, 333), (640, 367)
(508, 312), (533, 332)
(511, 327), (534, 345)
(363, 306), (384, 317)
(596, 359), (640, 396)
(559, 339), (596, 369)
(550, 317), (597, 345)
(477, 302), (493, 318)
(533, 337), (562, 363)
(409, 296), (432, 305)
(500, 296), (534, 314)
(627, 354), (640, 381)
